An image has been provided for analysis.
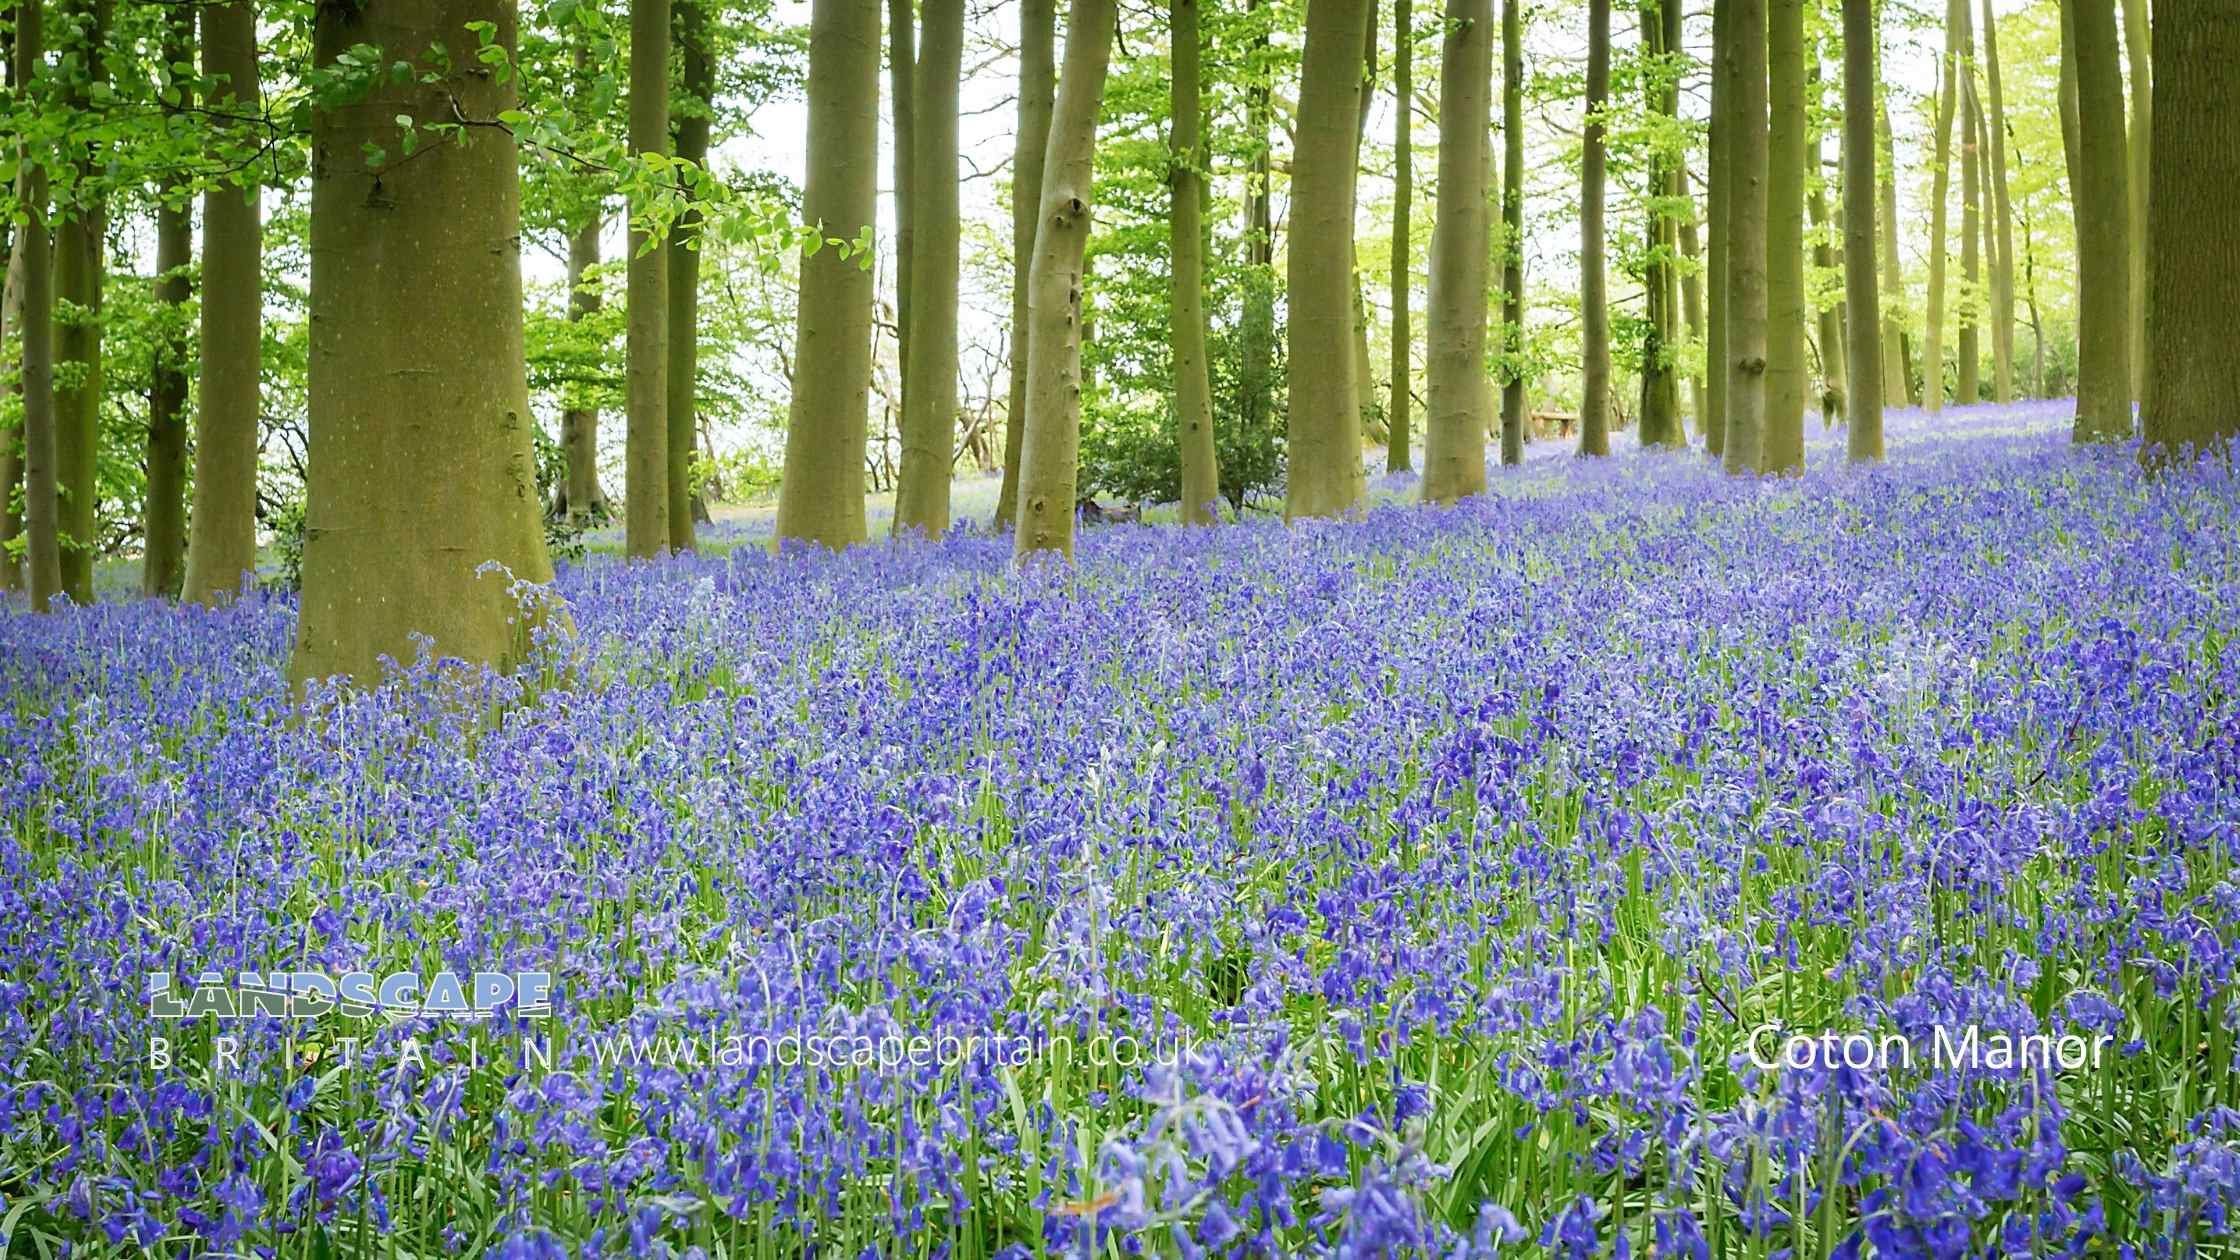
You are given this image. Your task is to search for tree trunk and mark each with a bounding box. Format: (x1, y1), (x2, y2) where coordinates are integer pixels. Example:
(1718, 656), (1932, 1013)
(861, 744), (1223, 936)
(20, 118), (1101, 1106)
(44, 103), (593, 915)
(2069, 0), (2132, 441)
(624, 0), (670, 556)
(2057, 0), (2081, 192)
(1923, 0), (1961, 413)
(1677, 166), (1707, 435)
(1876, 55), (1911, 405)
(1497, 0), (1525, 465)
(1350, 0), (1381, 447)
(1576, 0), (1612, 458)
(1422, 0), (1492, 501)
(1805, 52), (1843, 427)
(0, 219), (22, 594)
(54, 0), (109, 605)
(1957, 4), (1981, 408)
(143, 2), (192, 599)
(1170, 0), (1221, 522)
(562, 214), (610, 519)
(893, 0), (961, 537)
(1762, 0), (1805, 473)
(994, 0), (1054, 529)
(665, 0), (709, 552)
(1387, 0), (1413, 473)
(1842, 0), (1884, 459)
(1011, 0), (1120, 557)
(889, 0), (914, 403)
(2119, 0), (2147, 403)
(1705, 0), (1731, 458)
(1285, 0), (1373, 518)
(14, 0), (61, 609)
(1979, 0), (2015, 403)
(1721, 0), (1769, 473)
(2140, 0), (2240, 462)
(1239, 0), (1277, 466)
(1637, 0), (1682, 448)
(293, 0), (558, 685)
(774, 0), (882, 549)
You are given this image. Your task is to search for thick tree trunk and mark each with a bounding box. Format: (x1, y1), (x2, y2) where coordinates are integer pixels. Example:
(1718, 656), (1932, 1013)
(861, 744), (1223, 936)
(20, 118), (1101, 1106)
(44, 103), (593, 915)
(1721, 0), (1769, 473)
(1705, 0), (1731, 458)
(1497, 0), (1525, 465)
(293, 0), (558, 685)
(2119, 0), (2147, 403)
(1957, 11), (1982, 408)
(1422, 0), (1492, 501)
(2069, 0), (2132, 441)
(14, 0), (61, 609)
(143, 3), (192, 599)
(1285, 0), (1373, 518)
(2140, 0), (2240, 462)
(774, 0), (881, 549)
(892, 0), (961, 537)
(994, 0), (1054, 529)
(1011, 0), (1120, 557)
(665, 0), (709, 552)
(1387, 0), (1413, 473)
(1842, 0), (1884, 459)
(1576, 0), (1611, 458)
(182, 0), (264, 604)
(1677, 166), (1707, 434)
(624, 0), (670, 556)
(1170, 0), (1220, 523)
(1636, 0), (1682, 448)
(1762, 0), (1805, 473)
(54, 0), (109, 605)
(1980, 0), (2016, 403)
(562, 214), (610, 519)
(1923, 0), (1961, 413)
(1876, 61), (1911, 405)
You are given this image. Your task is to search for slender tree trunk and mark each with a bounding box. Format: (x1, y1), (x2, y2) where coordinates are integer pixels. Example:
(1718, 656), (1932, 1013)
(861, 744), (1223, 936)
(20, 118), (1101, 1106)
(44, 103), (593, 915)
(2119, 0), (2147, 403)
(2140, 0), (2240, 462)
(1387, 0), (1413, 473)
(1575, 0), (1612, 458)
(14, 0), (61, 609)
(1842, 0), (1884, 459)
(1705, 0), (1732, 458)
(1422, 0), (1492, 501)
(1923, 0), (1961, 413)
(1677, 166), (1707, 434)
(1876, 57), (1910, 405)
(893, 0), (961, 537)
(774, 0), (882, 549)
(624, 0), (671, 556)
(2069, 0), (2132, 441)
(1957, 6), (1982, 408)
(1171, 0), (1220, 522)
(143, 2), (192, 598)
(1286, 0), (1374, 518)
(995, 0), (1054, 529)
(889, 0), (914, 400)
(1497, 0), (1525, 464)
(182, 0), (262, 604)
(1721, 0), (1769, 473)
(562, 214), (609, 519)
(1012, 0), (1120, 557)
(0, 220), (22, 594)
(1637, 0), (1682, 447)
(1980, 0), (2015, 403)
(1805, 52), (1843, 426)
(1350, 0), (1381, 446)
(2057, 0), (2081, 191)
(1762, 0), (1805, 473)
(54, 0), (109, 605)
(664, 0), (709, 552)
(294, 0), (558, 684)
(1239, 0), (1277, 462)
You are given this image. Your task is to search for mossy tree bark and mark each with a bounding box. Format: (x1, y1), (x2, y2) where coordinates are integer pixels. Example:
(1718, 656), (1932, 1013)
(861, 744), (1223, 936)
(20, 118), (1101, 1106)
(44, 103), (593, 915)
(1762, 0), (1805, 473)
(1980, 0), (2016, 403)
(1386, 0), (1412, 474)
(2140, 0), (2240, 462)
(2068, 0), (2132, 441)
(1720, 0), (1769, 474)
(1011, 0), (1120, 558)
(994, 0), (1054, 530)
(561, 214), (610, 519)
(774, 0), (881, 549)
(143, 2), (193, 599)
(1497, 0), (1525, 465)
(1170, 0), (1220, 523)
(15, 0), (62, 610)
(893, 0), (962, 538)
(1576, 0), (1612, 458)
(1636, 0), (1682, 449)
(54, 0), (109, 606)
(1842, 0), (1884, 460)
(624, 0), (670, 557)
(1923, 0), (1961, 413)
(293, 0), (558, 685)
(1422, 0), (1491, 502)
(664, 0), (710, 553)
(1285, 0), (1373, 518)
(182, 0), (264, 605)
(1705, 0), (1731, 459)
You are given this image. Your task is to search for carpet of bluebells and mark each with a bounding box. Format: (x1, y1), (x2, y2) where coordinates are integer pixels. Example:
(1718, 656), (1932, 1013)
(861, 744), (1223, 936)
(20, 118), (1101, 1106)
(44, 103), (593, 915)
(5, 401), (2240, 1259)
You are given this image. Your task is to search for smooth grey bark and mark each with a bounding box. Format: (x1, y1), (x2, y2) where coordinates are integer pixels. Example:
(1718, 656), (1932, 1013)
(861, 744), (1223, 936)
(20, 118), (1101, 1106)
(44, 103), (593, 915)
(1421, 0), (1492, 502)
